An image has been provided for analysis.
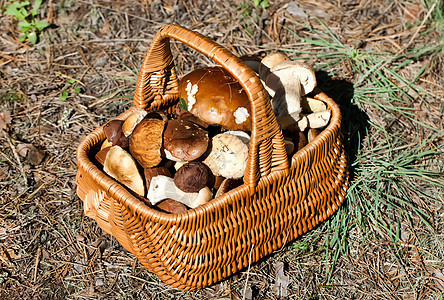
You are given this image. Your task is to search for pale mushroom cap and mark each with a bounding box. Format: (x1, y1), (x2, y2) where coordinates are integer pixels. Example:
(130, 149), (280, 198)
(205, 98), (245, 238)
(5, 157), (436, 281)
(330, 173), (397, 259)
(103, 145), (144, 196)
(122, 109), (148, 137)
(301, 97), (327, 113)
(262, 52), (291, 63)
(203, 132), (250, 179)
(259, 52), (291, 77)
(271, 61), (317, 95)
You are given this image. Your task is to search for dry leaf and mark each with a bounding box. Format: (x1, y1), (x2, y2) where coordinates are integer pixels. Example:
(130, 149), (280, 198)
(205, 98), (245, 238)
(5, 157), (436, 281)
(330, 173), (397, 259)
(17, 143), (45, 165)
(272, 261), (290, 298)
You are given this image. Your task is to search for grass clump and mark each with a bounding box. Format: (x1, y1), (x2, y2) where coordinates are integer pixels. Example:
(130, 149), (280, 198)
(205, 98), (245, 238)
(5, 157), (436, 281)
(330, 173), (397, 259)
(276, 2), (444, 294)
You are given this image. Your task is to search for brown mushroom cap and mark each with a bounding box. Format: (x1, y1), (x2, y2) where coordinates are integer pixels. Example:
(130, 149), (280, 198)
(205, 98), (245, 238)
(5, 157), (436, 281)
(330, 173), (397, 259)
(95, 147), (111, 166)
(129, 118), (165, 168)
(103, 120), (129, 148)
(215, 178), (243, 198)
(174, 161), (212, 193)
(144, 167), (172, 191)
(178, 66), (251, 131)
(163, 118), (209, 162)
(156, 199), (187, 214)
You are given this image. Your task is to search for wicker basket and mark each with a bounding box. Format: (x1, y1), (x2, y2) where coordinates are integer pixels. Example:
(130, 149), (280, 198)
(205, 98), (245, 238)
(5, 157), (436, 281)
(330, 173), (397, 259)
(76, 24), (349, 290)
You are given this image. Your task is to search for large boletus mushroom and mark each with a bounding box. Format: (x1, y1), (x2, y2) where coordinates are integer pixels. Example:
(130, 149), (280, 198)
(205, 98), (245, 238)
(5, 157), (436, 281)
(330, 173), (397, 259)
(178, 66), (252, 131)
(163, 118), (209, 162)
(129, 118), (165, 168)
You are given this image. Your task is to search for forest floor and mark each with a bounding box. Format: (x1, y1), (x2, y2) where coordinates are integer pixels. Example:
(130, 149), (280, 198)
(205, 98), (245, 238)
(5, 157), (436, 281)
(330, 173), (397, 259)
(1, 0), (443, 299)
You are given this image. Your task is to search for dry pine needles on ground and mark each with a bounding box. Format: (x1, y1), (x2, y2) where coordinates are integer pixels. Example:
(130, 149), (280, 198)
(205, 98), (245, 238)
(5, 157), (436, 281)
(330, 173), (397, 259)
(0, 0), (443, 299)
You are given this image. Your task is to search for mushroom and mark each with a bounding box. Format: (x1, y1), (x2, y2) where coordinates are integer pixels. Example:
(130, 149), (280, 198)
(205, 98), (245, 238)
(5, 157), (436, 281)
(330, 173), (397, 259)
(240, 54), (263, 73)
(156, 199), (187, 214)
(147, 175), (212, 208)
(143, 167), (187, 214)
(301, 97), (327, 113)
(307, 128), (321, 143)
(103, 145), (144, 197)
(178, 66), (252, 131)
(277, 110), (331, 131)
(103, 120), (129, 148)
(174, 101), (193, 119)
(122, 109), (147, 137)
(257, 52), (317, 128)
(203, 131), (250, 179)
(214, 178), (243, 198)
(100, 138), (113, 150)
(259, 52), (291, 80)
(212, 176), (226, 190)
(95, 147), (111, 166)
(174, 161), (213, 193)
(129, 118), (165, 168)
(258, 52), (291, 96)
(144, 167), (171, 191)
(181, 114), (210, 129)
(163, 118), (209, 162)
(267, 61), (317, 121)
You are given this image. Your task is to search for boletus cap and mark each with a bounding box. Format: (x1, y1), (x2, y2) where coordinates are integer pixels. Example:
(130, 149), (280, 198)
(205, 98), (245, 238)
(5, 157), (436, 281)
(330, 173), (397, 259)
(174, 161), (213, 193)
(103, 120), (129, 148)
(178, 66), (252, 131)
(129, 118), (165, 168)
(163, 118), (209, 162)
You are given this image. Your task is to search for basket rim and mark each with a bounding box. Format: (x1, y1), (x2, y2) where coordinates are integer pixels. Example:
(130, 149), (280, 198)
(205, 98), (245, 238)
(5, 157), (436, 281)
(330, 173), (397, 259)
(76, 89), (342, 223)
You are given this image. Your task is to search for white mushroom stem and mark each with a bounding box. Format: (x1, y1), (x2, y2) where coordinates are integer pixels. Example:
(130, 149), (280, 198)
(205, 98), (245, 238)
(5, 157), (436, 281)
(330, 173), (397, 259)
(306, 110), (331, 128)
(262, 61), (317, 124)
(269, 71), (303, 120)
(277, 110), (332, 131)
(147, 175), (212, 208)
(301, 97), (327, 113)
(174, 161), (186, 171)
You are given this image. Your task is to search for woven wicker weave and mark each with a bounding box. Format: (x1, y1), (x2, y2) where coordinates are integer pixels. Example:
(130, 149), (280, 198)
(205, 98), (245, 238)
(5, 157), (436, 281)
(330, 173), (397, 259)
(76, 24), (349, 290)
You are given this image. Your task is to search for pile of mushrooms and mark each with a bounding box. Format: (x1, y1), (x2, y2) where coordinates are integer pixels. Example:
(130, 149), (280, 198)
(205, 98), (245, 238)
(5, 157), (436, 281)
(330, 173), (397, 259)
(95, 55), (331, 214)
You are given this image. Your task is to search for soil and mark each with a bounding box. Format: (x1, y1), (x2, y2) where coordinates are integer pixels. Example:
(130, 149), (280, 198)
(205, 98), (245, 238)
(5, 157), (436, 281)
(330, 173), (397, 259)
(1, 0), (443, 299)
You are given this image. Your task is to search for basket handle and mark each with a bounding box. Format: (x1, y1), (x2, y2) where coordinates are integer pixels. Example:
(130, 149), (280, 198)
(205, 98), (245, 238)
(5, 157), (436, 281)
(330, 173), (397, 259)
(133, 24), (289, 193)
